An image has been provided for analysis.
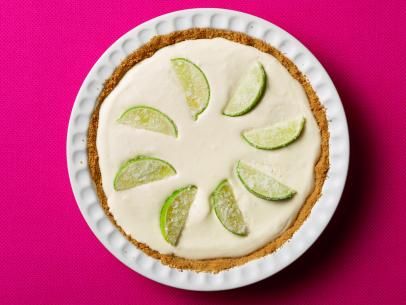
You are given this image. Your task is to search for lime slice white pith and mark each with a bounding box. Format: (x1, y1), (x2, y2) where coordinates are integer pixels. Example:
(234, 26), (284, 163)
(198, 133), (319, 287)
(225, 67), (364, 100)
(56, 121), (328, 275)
(223, 62), (266, 117)
(160, 185), (197, 246)
(171, 58), (210, 120)
(118, 106), (178, 137)
(242, 117), (305, 150)
(236, 161), (296, 200)
(114, 156), (176, 191)
(211, 179), (248, 236)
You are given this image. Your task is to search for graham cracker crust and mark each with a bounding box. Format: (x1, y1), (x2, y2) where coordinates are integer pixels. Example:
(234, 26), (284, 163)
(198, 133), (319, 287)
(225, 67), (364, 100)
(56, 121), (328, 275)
(87, 28), (330, 273)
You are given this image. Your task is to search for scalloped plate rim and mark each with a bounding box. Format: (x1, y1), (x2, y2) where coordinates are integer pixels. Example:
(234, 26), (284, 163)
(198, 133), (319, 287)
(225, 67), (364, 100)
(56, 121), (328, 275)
(67, 8), (349, 291)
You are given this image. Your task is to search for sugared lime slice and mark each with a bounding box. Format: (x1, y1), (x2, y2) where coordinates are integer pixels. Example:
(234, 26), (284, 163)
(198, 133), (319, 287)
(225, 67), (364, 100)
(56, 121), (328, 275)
(171, 58), (210, 120)
(223, 62), (266, 117)
(118, 106), (178, 137)
(160, 185), (197, 246)
(114, 156), (176, 191)
(211, 179), (248, 236)
(242, 117), (305, 150)
(236, 161), (296, 200)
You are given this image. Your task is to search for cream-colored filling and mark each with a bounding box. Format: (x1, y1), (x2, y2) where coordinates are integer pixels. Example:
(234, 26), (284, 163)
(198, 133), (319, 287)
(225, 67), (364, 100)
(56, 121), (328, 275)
(97, 38), (321, 259)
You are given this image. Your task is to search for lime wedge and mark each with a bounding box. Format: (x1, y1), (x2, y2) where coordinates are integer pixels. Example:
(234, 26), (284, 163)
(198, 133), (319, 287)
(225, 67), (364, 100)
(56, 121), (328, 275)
(160, 185), (197, 246)
(171, 58), (210, 120)
(211, 179), (248, 236)
(242, 117), (305, 150)
(236, 161), (296, 200)
(223, 62), (266, 117)
(118, 106), (178, 137)
(114, 156), (176, 191)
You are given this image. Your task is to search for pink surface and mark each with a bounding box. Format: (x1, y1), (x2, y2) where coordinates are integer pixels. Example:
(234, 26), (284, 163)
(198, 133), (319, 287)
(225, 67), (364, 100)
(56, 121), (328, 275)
(1, 1), (405, 304)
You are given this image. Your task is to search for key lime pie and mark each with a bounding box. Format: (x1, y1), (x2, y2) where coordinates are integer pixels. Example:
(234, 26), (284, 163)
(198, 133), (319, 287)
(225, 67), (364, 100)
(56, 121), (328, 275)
(88, 29), (329, 272)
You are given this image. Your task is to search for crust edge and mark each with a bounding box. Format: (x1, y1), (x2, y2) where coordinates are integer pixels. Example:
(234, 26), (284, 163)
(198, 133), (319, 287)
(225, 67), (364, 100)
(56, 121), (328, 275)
(87, 28), (330, 273)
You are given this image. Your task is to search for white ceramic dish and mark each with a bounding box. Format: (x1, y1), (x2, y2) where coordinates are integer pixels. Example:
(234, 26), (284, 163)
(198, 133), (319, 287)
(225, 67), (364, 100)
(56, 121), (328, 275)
(67, 8), (349, 291)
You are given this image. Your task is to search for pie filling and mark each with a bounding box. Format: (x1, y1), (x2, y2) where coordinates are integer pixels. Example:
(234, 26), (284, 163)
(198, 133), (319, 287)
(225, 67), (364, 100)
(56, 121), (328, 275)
(96, 38), (321, 260)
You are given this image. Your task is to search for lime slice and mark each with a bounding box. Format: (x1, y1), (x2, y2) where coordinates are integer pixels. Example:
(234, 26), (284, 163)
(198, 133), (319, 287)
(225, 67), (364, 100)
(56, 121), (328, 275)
(242, 117), (305, 150)
(160, 185), (197, 246)
(118, 106), (178, 137)
(223, 62), (266, 117)
(171, 58), (210, 120)
(114, 156), (176, 191)
(211, 179), (248, 236)
(236, 161), (296, 200)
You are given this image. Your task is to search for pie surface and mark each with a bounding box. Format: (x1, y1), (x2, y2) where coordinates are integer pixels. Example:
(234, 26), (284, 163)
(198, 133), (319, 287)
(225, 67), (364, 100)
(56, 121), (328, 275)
(88, 29), (329, 272)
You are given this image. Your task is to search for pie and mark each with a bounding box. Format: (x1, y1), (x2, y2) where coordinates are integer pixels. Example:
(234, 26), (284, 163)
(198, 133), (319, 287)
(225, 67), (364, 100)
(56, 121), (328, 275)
(87, 29), (329, 273)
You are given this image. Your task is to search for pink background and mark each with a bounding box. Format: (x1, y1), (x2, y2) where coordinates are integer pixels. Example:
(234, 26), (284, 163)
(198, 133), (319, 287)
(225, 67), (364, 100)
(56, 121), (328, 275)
(1, 1), (405, 304)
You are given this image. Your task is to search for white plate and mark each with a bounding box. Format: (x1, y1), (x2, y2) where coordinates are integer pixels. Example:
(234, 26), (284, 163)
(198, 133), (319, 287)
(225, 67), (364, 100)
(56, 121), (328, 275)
(67, 8), (349, 291)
